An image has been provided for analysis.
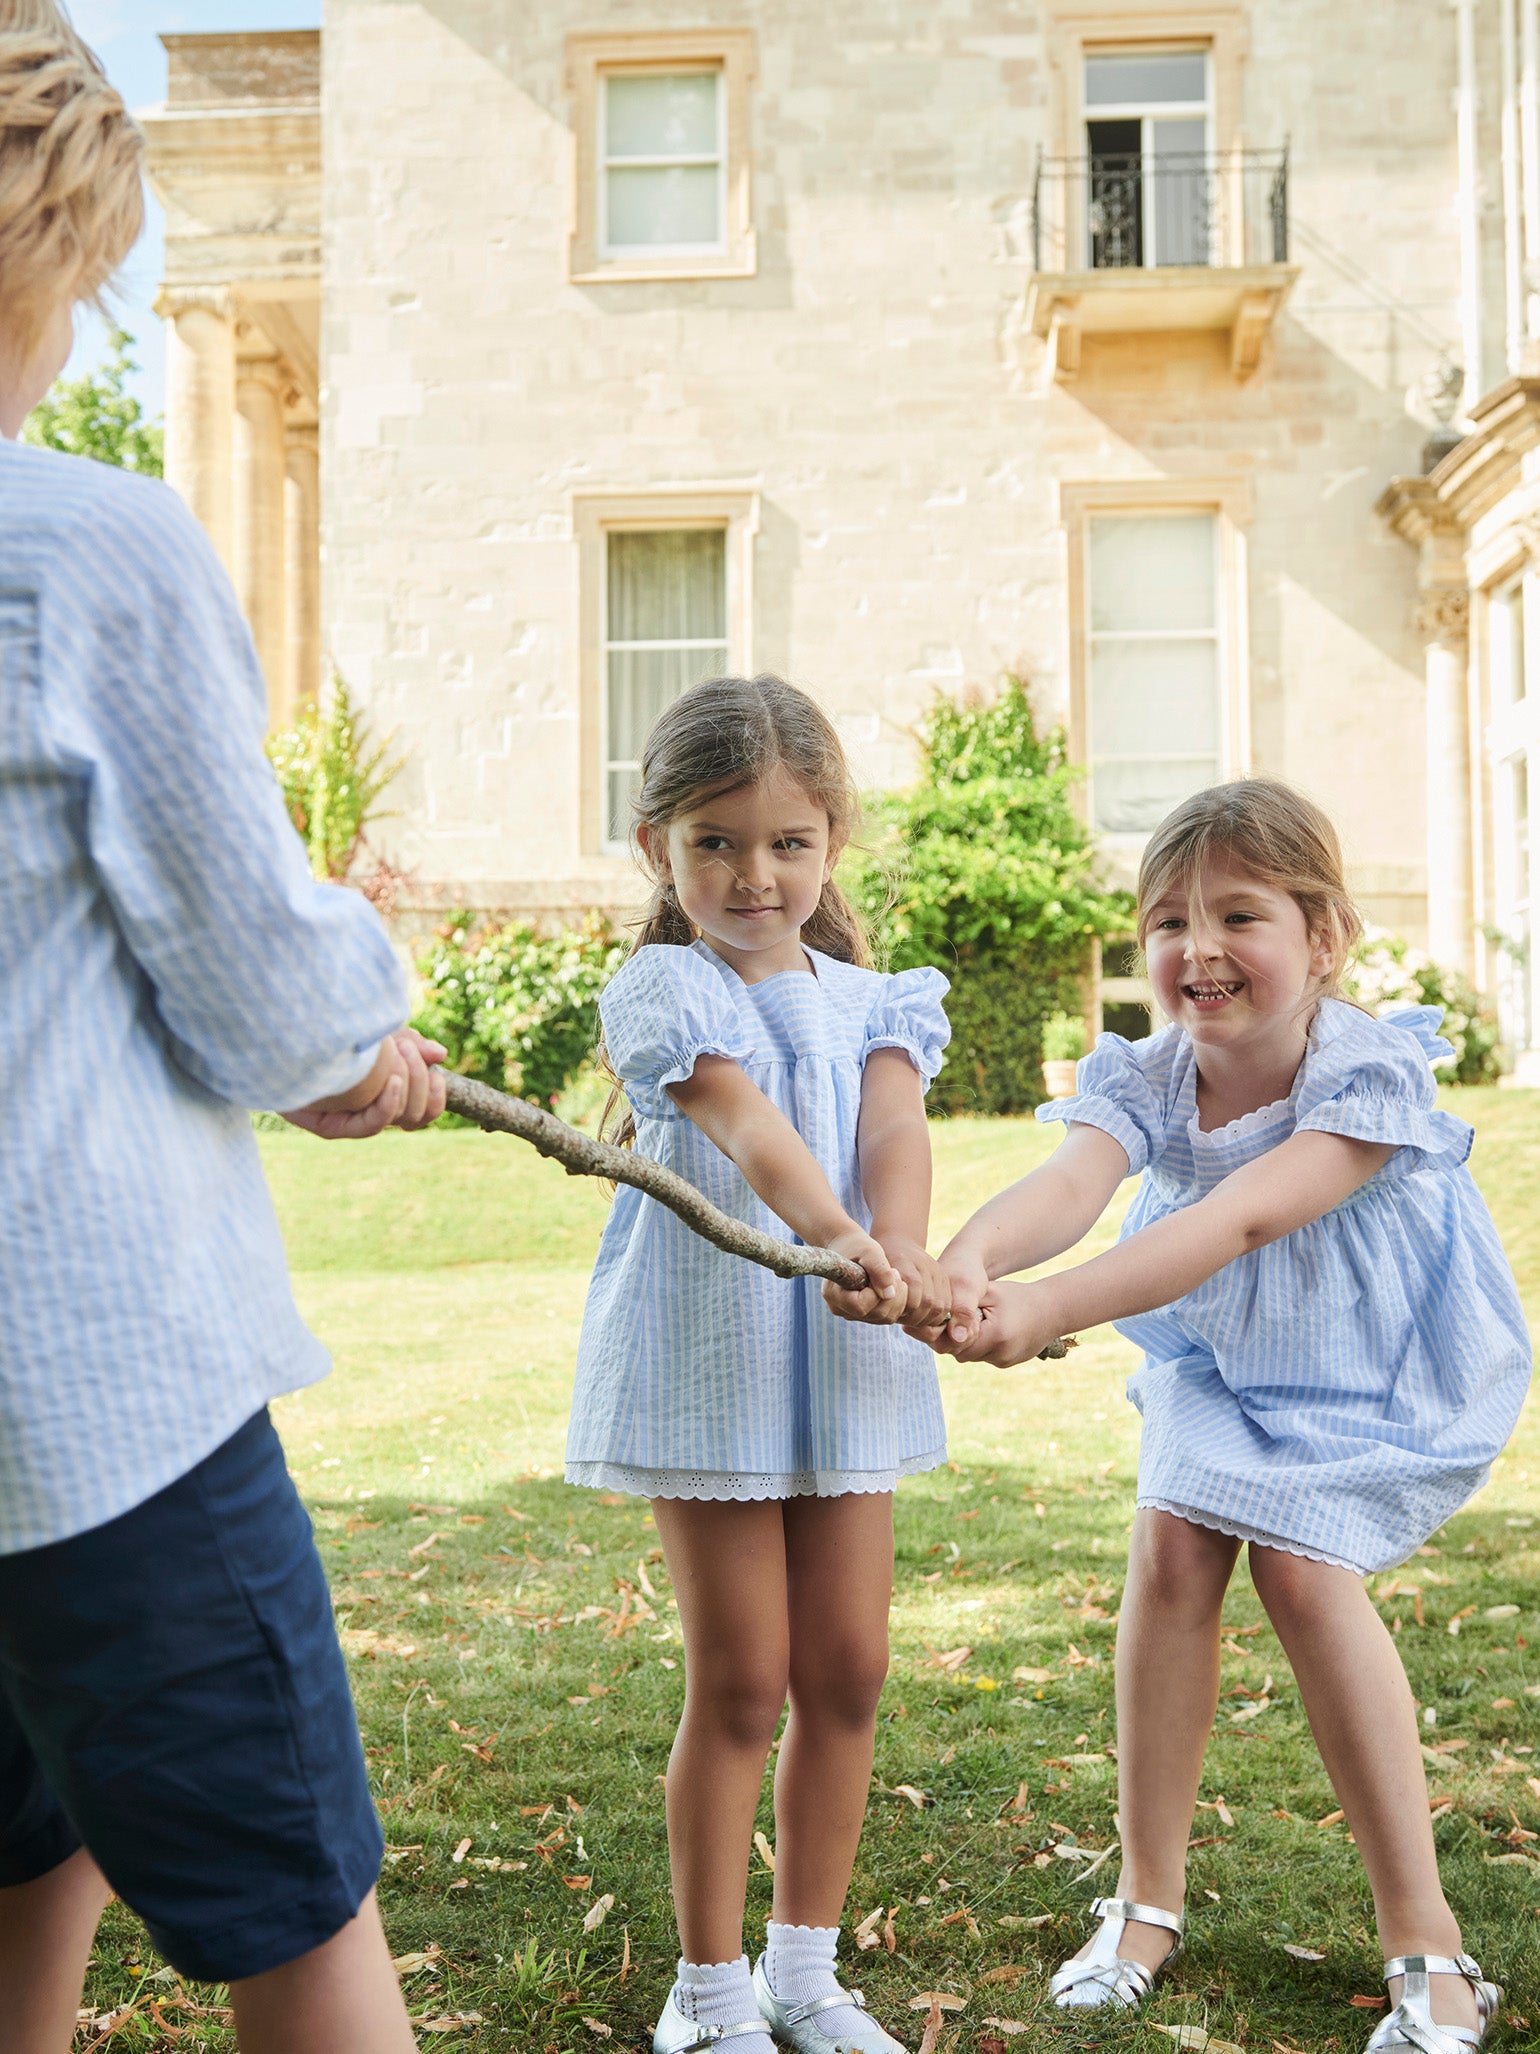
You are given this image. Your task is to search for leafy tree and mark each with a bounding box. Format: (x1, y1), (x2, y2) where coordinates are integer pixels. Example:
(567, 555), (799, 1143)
(845, 679), (1131, 1114)
(21, 326), (164, 475)
(265, 673), (403, 882)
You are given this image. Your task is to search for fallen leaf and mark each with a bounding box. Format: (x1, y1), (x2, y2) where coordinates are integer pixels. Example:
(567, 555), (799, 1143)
(1316, 1809), (1345, 1829)
(1350, 1995), (1389, 2009)
(450, 1837), (472, 1865)
(413, 2014), (484, 2034)
(978, 1964), (1032, 1984)
(1012, 1665), (1053, 1683)
(754, 1830), (776, 1872)
(408, 1532), (445, 1558)
(909, 1993), (966, 2011)
(562, 1874), (593, 1891)
(854, 1906), (885, 1950)
(1485, 1604), (1521, 1618)
(916, 1998), (944, 2054)
(894, 1783), (932, 1809)
(620, 1928), (632, 1982)
(1151, 2028), (1245, 2054)
(997, 1913), (1052, 1929)
(582, 1893), (615, 1932)
(982, 2023), (1030, 2038)
(882, 1907), (899, 1952)
(1283, 1943), (1327, 1961)
(583, 2020), (613, 2039)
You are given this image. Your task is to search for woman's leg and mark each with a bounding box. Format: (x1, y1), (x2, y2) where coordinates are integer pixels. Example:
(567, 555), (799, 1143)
(772, 1491), (895, 1925)
(0, 1846), (113, 2054)
(1103, 1510), (1240, 1976)
(1247, 1546), (1477, 2032)
(652, 1497), (792, 1966)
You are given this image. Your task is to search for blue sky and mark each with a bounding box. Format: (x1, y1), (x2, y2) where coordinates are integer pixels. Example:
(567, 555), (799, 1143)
(67, 1), (322, 417)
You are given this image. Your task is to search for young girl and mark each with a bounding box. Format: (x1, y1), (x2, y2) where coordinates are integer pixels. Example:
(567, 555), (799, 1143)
(567, 674), (952, 2054)
(937, 779), (1529, 2054)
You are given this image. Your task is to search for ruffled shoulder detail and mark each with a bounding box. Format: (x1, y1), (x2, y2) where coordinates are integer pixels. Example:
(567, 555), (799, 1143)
(862, 965), (952, 1092)
(1035, 1026), (1183, 1176)
(1293, 1000), (1472, 1175)
(598, 943), (754, 1121)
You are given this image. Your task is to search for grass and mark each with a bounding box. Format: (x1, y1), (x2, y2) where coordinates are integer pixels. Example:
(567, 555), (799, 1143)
(77, 1093), (1539, 2051)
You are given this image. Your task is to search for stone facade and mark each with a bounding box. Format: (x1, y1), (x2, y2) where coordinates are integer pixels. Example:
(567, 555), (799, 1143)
(150, 3), (1535, 1047)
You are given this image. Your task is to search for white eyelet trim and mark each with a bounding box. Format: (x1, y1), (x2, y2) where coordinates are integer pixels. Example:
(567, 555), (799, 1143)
(568, 1450), (946, 1501)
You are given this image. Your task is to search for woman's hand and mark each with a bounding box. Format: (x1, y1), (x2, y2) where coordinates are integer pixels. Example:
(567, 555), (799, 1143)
(941, 1278), (1065, 1367)
(821, 1225), (909, 1325)
(937, 1243), (991, 1350)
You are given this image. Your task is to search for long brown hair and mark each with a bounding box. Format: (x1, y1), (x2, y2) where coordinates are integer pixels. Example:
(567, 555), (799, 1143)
(1136, 777), (1364, 997)
(599, 673), (869, 1144)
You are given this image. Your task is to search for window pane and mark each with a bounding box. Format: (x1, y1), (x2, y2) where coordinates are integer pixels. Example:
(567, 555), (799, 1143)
(605, 72), (719, 158)
(1090, 637), (1219, 758)
(1084, 51), (1207, 107)
(1151, 117), (1210, 265)
(1089, 514), (1216, 633)
(607, 644), (729, 767)
(606, 164), (720, 248)
(607, 530), (726, 644)
(1093, 755), (1218, 834)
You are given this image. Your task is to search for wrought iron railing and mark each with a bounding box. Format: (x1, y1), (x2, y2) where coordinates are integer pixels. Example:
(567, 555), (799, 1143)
(1031, 146), (1289, 274)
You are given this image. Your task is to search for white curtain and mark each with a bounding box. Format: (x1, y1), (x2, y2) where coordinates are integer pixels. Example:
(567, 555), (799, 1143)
(606, 528), (728, 841)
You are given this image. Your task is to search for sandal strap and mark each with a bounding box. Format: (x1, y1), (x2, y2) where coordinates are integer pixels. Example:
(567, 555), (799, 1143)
(678, 2025), (771, 2049)
(1091, 1894), (1186, 1938)
(781, 1989), (868, 2026)
(1050, 1955), (1156, 2003)
(1382, 1955), (1483, 1985)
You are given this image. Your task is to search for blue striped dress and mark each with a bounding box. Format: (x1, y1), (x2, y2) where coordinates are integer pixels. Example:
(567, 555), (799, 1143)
(1037, 1001), (1532, 1575)
(566, 941), (950, 1499)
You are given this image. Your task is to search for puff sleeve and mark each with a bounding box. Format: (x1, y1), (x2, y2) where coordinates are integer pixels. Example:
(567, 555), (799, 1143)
(598, 944), (755, 1122)
(1035, 1031), (1172, 1176)
(1294, 1004), (1473, 1176)
(863, 967), (952, 1092)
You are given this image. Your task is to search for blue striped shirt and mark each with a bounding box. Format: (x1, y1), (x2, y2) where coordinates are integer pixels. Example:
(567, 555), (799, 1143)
(0, 440), (407, 1553)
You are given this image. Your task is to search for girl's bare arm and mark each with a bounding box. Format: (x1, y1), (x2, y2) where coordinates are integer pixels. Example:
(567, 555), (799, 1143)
(950, 1128), (1398, 1367)
(667, 1056), (905, 1316)
(851, 1047), (949, 1329)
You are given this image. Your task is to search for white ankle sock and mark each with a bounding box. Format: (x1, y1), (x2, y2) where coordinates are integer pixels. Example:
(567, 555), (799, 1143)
(763, 1922), (868, 2040)
(674, 1955), (773, 2048)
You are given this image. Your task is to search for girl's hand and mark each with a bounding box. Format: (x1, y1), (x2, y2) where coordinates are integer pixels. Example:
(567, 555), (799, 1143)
(944, 1279), (1064, 1367)
(283, 1029), (448, 1140)
(821, 1226), (909, 1325)
(938, 1244), (991, 1349)
(876, 1238), (951, 1336)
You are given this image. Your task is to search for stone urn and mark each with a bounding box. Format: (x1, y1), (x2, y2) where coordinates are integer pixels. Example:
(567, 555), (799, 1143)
(1041, 1058), (1079, 1099)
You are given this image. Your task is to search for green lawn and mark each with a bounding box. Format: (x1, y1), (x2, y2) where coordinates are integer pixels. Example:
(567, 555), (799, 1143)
(80, 1096), (1539, 2051)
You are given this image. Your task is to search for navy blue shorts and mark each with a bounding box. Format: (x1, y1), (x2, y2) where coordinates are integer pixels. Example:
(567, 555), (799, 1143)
(0, 1409), (383, 1982)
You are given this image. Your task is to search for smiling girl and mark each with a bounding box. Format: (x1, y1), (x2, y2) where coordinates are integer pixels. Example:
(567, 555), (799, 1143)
(936, 779), (1528, 2054)
(567, 674), (951, 2054)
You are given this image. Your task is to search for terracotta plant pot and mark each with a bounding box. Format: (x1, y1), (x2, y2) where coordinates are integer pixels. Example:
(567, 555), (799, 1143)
(1042, 1058), (1079, 1099)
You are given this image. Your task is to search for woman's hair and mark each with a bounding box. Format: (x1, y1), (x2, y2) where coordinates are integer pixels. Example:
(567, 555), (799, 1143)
(599, 672), (869, 1146)
(0, 1), (143, 352)
(1136, 777), (1364, 995)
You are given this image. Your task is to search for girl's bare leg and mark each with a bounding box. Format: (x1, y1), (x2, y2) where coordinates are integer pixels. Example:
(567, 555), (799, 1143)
(0, 1846), (113, 2054)
(1101, 1510), (1240, 1977)
(773, 1492), (895, 1925)
(652, 1497), (792, 1964)
(1248, 1546), (1477, 2032)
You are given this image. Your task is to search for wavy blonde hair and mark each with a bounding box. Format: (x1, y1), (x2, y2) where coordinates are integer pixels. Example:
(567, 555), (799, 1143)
(0, 1), (143, 351)
(1136, 777), (1364, 996)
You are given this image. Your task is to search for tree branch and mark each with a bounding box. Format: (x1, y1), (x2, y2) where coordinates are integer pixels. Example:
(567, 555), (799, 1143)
(440, 1073), (1070, 1356)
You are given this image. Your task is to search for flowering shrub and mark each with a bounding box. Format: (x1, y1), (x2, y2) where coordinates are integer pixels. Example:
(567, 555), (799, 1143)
(413, 912), (627, 1105)
(1340, 928), (1503, 1085)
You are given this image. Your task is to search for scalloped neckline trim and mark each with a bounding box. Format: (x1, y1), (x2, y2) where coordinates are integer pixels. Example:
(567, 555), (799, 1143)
(1185, 1041), (1306, 1144)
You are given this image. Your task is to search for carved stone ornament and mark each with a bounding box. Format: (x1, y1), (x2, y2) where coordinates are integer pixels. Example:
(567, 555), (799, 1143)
(1414, 586), (1471, 648)
(1513, 512), (1540, 565)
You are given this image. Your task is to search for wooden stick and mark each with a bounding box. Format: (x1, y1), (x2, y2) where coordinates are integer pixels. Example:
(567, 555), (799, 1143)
(440, 1071), (1071, 1357)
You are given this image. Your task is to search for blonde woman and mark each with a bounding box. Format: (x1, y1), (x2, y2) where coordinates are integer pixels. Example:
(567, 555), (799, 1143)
(0, 8), (444, 2050)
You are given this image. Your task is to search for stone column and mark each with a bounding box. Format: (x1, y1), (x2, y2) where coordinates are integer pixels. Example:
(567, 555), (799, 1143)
(158, 290), (235, 571)
(1415, 585), (1475, 972)
(234, 360), (289, 725)
(284, 423), (321, 717)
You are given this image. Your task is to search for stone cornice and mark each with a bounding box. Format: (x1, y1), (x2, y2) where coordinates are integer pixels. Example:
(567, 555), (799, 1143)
(1413, 586), (1470, 649)
(1375, 474), (1462, 547)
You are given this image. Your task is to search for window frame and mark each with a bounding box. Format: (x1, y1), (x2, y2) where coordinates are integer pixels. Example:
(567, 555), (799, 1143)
(573, 486), (760, 858)
(1082, 46), (1215, 268)
(567, 29), (757, 283)
(598, 65), (728, 263)
(1060, 475), (1252, 854)
(1482, 570), (1540, 1055)
(1046, 1), (1248, 268)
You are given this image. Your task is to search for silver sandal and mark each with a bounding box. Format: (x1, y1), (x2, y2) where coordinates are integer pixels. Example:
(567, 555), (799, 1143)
(1365, 1953), (1501, 2054)
(1050, 1894), (1184, 2011)
(752, 1956), (905, 2053)
(654, 1987), (770, 2053)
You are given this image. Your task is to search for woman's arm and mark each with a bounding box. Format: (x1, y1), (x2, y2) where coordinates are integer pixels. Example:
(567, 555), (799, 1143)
(666, 1056), (906, 1318)
(939, 1123), (1132, 1342)
(948, 1127), (1397, 1367)
(852, 1047), (950, 1330)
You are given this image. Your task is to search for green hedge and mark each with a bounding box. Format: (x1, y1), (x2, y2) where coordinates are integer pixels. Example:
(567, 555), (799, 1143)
(413, 912), (626, 1106)
(846, 681), (1131, 1114)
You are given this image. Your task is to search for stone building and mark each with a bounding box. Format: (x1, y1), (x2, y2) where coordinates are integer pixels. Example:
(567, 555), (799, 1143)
(142, 3), (1535, 1058)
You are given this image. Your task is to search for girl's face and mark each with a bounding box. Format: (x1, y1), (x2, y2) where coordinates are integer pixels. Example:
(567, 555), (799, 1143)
(641, 764), (836, 981)
(1143, 855), (1333, 1054)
